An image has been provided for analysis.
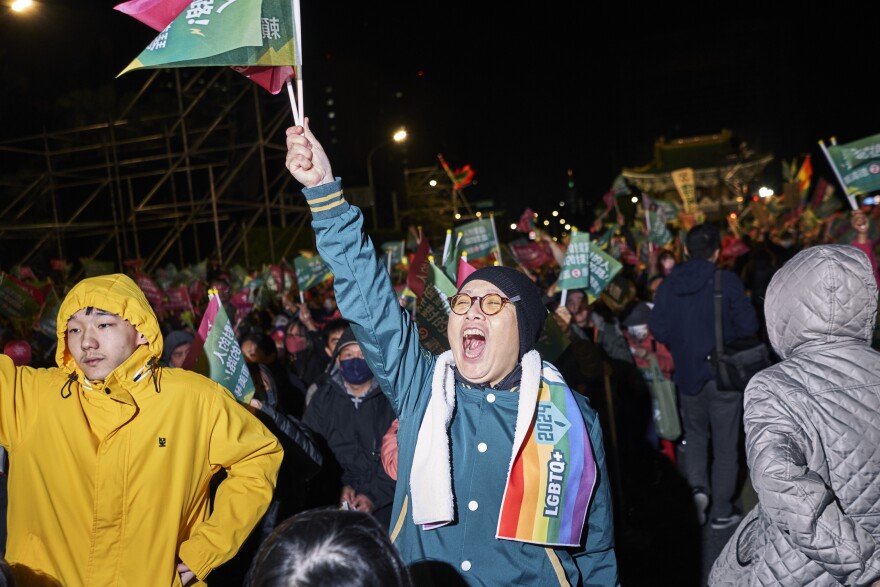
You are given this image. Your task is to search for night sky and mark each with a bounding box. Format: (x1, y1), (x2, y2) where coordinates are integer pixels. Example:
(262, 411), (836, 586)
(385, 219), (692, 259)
(2, 2), (877, 223)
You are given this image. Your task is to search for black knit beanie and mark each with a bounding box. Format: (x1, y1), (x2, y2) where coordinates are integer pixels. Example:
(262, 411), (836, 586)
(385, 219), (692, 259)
(459, 266), (547, 359)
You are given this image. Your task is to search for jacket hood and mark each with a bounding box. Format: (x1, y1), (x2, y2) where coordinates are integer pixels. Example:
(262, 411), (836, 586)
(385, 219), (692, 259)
(665, 258), (716, 296)
(765, 245), (878, 359)
(56, 273), (163, 372)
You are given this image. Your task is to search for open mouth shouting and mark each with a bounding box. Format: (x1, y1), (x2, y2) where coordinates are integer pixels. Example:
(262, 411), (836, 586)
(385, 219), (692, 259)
(462, 327), (487, 360)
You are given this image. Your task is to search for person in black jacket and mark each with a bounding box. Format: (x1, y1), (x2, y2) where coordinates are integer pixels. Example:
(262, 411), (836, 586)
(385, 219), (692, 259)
(301, 327), (397, 529)
(649, 223), (758, 531)
(211, 363), (322, 586)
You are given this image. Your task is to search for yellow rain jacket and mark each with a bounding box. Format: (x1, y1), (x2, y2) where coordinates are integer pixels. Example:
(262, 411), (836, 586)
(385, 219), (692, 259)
(0, 274), (282, 586)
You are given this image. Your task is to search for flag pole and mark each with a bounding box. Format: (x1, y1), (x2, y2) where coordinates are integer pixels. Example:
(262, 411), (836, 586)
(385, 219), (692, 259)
(293, 0), (304, 121)
(286, 81), (301, 126)
(489, 213), (503, 266)
(818, 139), (858, 210)
(441, 229), (452, 266)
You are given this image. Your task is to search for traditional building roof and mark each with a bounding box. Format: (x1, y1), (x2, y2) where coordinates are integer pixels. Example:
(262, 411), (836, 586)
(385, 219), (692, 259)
(622, 129), (773, 197)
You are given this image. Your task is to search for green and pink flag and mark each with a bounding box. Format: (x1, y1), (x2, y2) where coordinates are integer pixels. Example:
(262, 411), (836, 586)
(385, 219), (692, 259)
(182, 292), (255, 403)
(117, 0), (304, 119)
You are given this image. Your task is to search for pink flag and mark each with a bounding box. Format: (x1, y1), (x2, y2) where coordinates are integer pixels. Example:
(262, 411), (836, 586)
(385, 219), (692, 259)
(114, 0), (294, 94)
(135, 271), (164, 312)
(516, 208), (537, 233)
(455, 256), (478, 289)
(405, 234), (433, 300)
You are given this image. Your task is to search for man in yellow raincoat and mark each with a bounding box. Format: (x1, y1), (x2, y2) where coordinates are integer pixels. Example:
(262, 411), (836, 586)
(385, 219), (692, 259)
(0, 273), (283, 586)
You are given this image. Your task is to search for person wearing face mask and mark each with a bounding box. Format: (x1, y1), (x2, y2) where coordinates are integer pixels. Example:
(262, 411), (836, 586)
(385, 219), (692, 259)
(622, 301), (677, 462)
(622, 302), (673, 377)
(301, 327), (397, 530)
(285, 120), (618, 586)
(281, 313), (330, 406)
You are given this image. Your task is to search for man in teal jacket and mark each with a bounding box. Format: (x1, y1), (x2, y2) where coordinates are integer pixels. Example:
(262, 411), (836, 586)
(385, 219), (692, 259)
(284, 119), (618, 587)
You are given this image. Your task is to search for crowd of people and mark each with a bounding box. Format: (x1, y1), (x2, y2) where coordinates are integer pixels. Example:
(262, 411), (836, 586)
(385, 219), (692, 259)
(1, 119), (880, 585)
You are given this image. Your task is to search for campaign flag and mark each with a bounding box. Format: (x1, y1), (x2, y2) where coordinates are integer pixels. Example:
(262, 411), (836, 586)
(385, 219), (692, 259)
(557, 230), (622, 298)
(115, 0), (294, 92)
(183, 292), (255, 403)
(610, 174), (631, 198)
(37, 287), (62, 340)
(455, 254), (478, 289)
(593, 224), (618, 248)
(381, 241), (406, 266)
(135, 271), (165, 312)
(508, 240), (555, 270)
(810, 177), (831, 210)
(516, 208), (537, 233)
(416, 264), (458, 355)
(646, 210), (672, 245)
(7, 274), (49, 306)
(406, 234), (433, 299)
(823, 133), (880, 200)
(456, 218), (497, 261)
(438, 154), (475, 190)
(118, 0), (299, 95)
(293, 254), (333, 292)
(164, 285), (195, 315)
(671, 168), (697, 212)
(0, 273), (40, 320)
(443, 231), (463, 285)
(654, 197), (680, 222)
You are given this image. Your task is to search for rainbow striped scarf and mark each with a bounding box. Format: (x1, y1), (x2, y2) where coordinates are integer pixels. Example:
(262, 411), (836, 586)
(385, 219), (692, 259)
(496, 362), (596, 546)
(410, 351), (595, 547)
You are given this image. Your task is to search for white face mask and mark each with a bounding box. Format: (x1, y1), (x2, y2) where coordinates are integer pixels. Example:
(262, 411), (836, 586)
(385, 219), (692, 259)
(627, 325), (649, 340)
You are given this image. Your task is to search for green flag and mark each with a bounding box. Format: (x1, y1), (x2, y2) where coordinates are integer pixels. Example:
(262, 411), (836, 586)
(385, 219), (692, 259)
(416, 264), (458, 355)
(456, 218), (497, 261)
(443, 231), (463, 285)
(381, 241), (406, 265)
(0, 273), (40, 320)
(557, 230), (623, 298)
(825, 133), (880, 197)
(293, 254), (333, 293)
(185, 293), (255, 403)
(646, 210), (673, 245)
(120, 0), (298, 76)
(37, 288), (62, 340)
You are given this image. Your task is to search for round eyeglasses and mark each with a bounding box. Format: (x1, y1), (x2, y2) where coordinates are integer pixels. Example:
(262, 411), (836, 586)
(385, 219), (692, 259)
(447, 293), (520, 316)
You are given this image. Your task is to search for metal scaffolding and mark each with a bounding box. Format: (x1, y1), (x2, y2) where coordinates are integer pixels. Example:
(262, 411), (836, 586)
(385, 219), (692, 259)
(0, 68), (311, 278)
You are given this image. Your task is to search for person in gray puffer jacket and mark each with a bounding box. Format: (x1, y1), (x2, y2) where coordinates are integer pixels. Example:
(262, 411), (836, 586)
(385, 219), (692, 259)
(710, 244), (880, 586)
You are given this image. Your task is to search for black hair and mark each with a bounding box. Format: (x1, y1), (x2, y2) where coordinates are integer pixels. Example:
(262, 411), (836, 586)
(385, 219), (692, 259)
(321, 318), (350, 347)
(241, 332), (278, 360)
(245, 507), (413, 587)
(685, 223), (721, 261)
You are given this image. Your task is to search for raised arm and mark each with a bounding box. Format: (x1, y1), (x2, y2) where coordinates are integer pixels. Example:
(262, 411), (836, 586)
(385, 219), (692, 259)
(284, 120), (435, 417)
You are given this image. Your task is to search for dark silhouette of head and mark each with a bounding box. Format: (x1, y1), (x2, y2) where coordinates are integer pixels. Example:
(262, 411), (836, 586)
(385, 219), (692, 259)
(685, 224), (721, 261)
(245, 507), (413, 587)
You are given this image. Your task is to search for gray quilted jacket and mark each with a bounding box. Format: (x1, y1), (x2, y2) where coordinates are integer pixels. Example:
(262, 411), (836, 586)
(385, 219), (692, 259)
(710, 245), (880, 586)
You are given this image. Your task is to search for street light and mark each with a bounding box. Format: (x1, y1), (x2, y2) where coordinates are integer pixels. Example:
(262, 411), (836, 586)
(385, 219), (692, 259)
(367, 127), (407, 230)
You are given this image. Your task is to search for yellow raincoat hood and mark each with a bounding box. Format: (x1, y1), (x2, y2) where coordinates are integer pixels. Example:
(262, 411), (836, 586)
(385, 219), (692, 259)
(55, 273), (163, 373)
